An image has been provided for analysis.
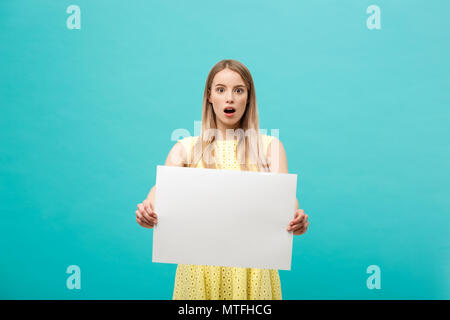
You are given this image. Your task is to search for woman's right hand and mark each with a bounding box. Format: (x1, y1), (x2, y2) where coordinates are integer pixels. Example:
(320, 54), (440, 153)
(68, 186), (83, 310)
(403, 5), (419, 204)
(136, 199), (158, 229)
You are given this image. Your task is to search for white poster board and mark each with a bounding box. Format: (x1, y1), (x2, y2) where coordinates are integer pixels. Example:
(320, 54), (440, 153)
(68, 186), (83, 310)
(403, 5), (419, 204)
(152, 165), (297, 270)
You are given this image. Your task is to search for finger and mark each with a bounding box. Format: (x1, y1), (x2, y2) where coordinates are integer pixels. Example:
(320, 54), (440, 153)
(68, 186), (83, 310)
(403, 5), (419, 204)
(137, 209), (152, 225)
(289, 216), (299, 226)
(287, 225), (303, 232)
(293, 209), (302, 219)
(143, 200), (153, 215)
(136, 210), (149, 224)
(293, 227), (306, 235)
(294, 222), (310, 235)
(147, 216), (157, 225)
(142, 210), (157, 224)
(294, 220), (307, 231)
(136, 217), (154, 228)
(291, 213), (305, 225)
(294, 214), (305, 224)
(136, 216), (146, 226)
(137, 203), (146, 214)
(148, 199), (155, 211)
(137, 215), (155, 227)
(143, 201), (158, 220)
(147, 211), (157, 219)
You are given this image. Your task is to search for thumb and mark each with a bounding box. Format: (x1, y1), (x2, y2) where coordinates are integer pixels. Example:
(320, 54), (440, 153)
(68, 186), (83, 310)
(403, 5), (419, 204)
(144, 199), (153, 214)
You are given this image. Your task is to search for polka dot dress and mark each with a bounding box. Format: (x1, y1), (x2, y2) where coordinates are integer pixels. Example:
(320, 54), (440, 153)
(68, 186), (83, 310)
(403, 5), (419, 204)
(172, 134), (282, 300)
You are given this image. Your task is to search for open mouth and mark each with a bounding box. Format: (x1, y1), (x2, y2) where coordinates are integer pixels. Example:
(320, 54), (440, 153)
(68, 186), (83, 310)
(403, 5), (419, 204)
(224, 107), (236, 114)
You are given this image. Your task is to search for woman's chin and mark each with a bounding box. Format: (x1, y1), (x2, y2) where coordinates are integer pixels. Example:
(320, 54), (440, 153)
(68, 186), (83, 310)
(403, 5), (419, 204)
(223, 118), (241, 127)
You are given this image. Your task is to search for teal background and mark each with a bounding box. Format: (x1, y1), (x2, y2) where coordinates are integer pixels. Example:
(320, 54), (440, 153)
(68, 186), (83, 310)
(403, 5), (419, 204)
(1, 0), (449, 299)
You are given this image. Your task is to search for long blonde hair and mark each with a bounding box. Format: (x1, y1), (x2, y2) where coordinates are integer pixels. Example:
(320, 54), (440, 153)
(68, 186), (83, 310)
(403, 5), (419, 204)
(188, 59), (270, 172)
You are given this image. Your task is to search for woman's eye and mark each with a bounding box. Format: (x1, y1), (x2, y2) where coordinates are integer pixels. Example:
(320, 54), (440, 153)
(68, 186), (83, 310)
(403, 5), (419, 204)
(216, 87), (244, 93)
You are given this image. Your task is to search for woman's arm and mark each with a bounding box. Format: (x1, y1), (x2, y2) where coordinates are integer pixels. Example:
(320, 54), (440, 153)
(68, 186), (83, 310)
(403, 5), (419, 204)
(145, 140), (187, 201)
(267, 137), (299, 206)
(136, 140), (188, 229)
(267, 137), (308, 235)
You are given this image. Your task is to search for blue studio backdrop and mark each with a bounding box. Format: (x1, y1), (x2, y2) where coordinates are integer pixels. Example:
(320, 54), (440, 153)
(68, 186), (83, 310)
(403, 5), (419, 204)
(0, 0), (449, 299)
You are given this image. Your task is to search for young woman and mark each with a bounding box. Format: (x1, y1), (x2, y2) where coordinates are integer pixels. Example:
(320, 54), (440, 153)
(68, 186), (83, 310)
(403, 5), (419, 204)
(135, 59), (309, 300)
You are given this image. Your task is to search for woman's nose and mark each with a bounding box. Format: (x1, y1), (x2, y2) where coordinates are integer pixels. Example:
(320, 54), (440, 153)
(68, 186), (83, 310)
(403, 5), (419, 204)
(226, 92), (234, 103)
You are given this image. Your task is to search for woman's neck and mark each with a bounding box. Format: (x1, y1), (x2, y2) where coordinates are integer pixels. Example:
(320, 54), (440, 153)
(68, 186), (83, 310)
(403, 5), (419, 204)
(215, 122), (242, 141)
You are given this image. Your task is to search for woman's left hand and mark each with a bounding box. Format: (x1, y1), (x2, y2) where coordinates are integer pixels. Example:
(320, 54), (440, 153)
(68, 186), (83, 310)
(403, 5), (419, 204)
(287, 209), (309, 235)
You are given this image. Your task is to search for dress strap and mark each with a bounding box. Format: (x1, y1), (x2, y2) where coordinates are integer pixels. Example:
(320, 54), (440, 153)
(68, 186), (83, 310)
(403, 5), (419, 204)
(262, 134), (275, 157)
(179, 135), (274, 161)
(178, 136), (195, 164)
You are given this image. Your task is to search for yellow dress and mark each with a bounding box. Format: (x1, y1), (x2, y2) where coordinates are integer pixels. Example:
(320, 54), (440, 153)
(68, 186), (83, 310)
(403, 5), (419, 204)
(172, 134), (282, 300)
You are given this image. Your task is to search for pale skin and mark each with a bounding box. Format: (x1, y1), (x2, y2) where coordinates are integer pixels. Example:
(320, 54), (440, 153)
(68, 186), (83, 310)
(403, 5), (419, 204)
(135, 68), (309, 236)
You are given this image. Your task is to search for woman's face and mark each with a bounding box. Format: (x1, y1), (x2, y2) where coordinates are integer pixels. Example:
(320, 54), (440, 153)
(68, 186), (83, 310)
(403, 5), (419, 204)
(208, 68), (248, 131)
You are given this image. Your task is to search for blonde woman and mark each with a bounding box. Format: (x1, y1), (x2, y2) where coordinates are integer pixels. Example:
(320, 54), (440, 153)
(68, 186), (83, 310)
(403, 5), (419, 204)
(135, 59), (309, 300)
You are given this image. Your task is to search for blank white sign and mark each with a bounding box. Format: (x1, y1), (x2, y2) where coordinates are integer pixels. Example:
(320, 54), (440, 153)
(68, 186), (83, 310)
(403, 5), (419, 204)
(152, 165), (297, 270)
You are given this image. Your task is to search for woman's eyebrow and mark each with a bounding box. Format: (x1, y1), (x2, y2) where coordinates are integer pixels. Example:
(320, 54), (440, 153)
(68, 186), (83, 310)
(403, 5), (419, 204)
(215, 83), (246, 88)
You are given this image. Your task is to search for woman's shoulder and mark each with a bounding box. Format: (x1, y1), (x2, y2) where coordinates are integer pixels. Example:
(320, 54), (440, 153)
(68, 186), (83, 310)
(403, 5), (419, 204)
(259, 133), (274, 142)
(259, 133), (277, 150)
(178, 136), (196, 143)
(177, 136), (199, 151)
(260, 134), (286, 161)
